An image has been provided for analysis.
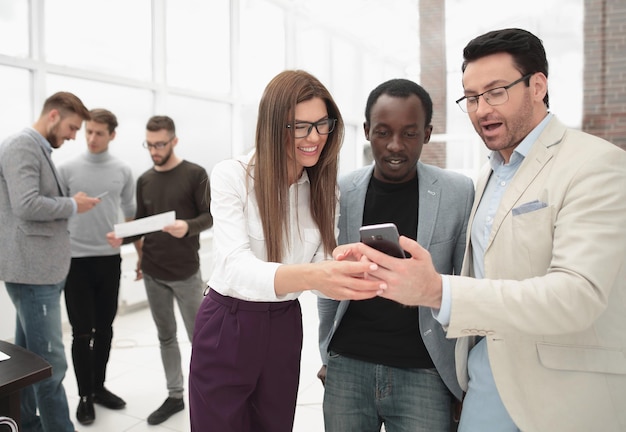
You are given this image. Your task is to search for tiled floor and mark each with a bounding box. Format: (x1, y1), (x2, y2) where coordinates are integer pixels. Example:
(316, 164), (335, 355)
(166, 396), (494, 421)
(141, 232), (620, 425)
(62, 293), (326, 432)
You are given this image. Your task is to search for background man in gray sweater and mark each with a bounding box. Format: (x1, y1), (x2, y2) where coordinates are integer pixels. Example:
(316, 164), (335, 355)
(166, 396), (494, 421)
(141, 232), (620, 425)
(58, 108), (140, 426)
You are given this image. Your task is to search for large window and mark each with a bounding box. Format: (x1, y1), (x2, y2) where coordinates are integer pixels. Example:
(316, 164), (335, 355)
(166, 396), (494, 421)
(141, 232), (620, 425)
(0, 66), (31, 133)
(0, 0), (28, 57)
(45, 0), (153, 81)
(0, 0), (421, 175)
(166, 0), (231, 95)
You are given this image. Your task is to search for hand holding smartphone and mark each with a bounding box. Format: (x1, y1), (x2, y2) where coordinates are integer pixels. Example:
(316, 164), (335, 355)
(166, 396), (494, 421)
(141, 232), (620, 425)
(359, 223), (406, 258)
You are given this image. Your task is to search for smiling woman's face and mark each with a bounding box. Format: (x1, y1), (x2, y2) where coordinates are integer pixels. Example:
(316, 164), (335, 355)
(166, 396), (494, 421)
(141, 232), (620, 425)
(287, 97), (329, 183)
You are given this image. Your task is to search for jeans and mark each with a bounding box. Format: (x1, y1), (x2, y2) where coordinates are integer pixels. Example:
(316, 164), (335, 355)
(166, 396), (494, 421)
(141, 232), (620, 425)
(143, 270), (203, 398)
(64, 255), (121, 397)
(5, 282), (74, 432)
(324, 353), (452, 432)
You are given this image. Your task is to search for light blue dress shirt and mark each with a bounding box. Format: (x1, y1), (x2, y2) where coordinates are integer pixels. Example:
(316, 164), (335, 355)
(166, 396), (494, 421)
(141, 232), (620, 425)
(436, 114), (552, 431)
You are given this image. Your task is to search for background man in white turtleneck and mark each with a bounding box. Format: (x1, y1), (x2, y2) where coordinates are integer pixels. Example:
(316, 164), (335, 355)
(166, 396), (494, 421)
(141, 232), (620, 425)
(58, 108), (140, 426)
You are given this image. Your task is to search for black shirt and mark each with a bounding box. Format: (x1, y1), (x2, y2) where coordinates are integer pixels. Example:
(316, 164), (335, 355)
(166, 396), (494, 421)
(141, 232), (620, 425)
(330, 174), (435, 368)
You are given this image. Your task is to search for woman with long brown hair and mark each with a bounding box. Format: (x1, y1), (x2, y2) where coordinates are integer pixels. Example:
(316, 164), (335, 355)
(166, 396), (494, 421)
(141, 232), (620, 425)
(189, 70), (381, 431)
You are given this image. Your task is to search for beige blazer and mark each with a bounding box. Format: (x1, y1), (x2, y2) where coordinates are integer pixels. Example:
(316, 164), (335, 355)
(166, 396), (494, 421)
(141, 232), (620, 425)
(448, 117), (626, 432)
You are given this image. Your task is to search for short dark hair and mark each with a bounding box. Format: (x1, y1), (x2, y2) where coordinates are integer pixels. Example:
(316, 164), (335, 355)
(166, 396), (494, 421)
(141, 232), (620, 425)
(461, 28), (549, 108)
(364, 79), (433, 127)
(146, 115), (175, 135)
(89, 108), (118, 134)
(41, 91), (90, 120)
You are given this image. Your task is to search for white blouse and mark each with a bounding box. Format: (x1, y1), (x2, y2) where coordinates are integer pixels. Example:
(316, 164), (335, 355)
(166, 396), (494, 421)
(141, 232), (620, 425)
(207, 153), (336, 302)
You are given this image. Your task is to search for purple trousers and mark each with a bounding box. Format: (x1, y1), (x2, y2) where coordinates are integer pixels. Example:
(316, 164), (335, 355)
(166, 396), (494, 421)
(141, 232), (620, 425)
(189, 289), (303, 432)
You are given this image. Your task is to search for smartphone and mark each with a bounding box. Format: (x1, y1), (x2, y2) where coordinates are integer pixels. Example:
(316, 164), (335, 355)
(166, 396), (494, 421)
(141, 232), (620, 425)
(359, 223), (406, 258)
(94, 191), (109, 199)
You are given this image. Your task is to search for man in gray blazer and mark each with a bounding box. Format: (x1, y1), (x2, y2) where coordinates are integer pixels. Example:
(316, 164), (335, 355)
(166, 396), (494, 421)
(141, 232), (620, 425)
(317, 79), (474, 432)
(0, 92), (99, 432)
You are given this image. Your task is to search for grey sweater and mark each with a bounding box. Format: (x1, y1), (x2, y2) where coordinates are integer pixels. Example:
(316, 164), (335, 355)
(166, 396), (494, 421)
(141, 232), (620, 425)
(58, 151), (136, 257)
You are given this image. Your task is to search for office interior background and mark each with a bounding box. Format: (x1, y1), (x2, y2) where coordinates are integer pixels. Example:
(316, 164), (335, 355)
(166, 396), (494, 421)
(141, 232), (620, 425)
(1, 0), (624, 340)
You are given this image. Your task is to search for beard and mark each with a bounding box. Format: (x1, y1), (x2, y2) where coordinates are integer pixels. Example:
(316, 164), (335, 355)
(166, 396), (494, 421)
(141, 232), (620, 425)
(152, 148), (173, 167)
(46, 123), (63, 148)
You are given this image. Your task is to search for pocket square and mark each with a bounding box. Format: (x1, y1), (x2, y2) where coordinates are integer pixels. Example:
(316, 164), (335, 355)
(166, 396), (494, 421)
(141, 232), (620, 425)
(512, 200), (548, 216)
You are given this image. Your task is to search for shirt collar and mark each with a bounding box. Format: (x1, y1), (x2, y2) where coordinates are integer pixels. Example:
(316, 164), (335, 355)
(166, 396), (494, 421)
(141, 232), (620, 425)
(296, 168), (310, 185)
(25, 127), (53, 153)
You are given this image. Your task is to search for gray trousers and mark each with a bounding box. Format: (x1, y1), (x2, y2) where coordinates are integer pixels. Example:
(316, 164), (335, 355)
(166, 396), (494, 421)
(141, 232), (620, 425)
(143, 270), (203, 398)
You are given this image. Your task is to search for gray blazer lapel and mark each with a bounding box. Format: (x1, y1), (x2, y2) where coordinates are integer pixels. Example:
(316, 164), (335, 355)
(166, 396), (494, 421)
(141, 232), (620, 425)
(416, 162), (440, 249)
(339, 165), (372, 244)
(39, 146), (64, 196)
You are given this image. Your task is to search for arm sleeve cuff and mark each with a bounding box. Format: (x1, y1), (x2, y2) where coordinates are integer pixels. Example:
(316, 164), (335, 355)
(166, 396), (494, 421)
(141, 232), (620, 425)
(432, 274), (451, 326)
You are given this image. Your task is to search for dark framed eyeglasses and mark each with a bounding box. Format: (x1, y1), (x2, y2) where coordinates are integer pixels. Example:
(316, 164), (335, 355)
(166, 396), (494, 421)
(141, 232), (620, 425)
(142, 136), (175, 150)
(286, 118), (337, 138)
(455, 74), (532, 113)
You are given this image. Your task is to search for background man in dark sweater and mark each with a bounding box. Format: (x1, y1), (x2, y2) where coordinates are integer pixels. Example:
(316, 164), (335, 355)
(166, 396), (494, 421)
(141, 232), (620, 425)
(108, 115), (212, 426)
(317, 79), (474, 432)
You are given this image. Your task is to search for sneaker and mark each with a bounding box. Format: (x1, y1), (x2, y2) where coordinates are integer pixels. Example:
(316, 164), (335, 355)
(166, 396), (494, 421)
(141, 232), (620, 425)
(76, 395), (95, 425)
(147, 397), (184, 425)
(93, 387), (126, 410)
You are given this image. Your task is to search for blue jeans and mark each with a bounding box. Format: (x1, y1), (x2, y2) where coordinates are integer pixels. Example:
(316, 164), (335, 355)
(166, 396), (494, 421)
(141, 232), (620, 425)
(5, 282), (74, 432)
(143, 270), (203, 398)
(324, 353), (452, 432)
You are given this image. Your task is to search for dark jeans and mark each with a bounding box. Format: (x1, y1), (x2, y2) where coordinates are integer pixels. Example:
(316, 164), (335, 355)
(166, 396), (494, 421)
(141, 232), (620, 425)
(64, 255), (121, 397)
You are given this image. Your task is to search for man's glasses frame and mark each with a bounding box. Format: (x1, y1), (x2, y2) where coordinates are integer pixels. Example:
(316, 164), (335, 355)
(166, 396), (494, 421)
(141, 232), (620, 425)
(455, 74), (532, 113)
(142, 136), (176, 150)
(286, 118), (337, 138)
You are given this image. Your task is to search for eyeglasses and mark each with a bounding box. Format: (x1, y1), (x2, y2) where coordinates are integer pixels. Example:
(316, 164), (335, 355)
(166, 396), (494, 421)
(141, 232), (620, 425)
(142, 136), (175, 150)
(455, 74), (532, 113)
(286, 118), (336, 138)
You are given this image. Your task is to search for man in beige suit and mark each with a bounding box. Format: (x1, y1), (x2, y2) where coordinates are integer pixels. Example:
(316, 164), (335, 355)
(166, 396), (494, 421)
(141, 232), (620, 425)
(336, 28), (626, 431)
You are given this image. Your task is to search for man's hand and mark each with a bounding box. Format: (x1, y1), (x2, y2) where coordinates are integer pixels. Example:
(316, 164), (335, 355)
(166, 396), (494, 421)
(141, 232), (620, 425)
(73, 192), (100, 213)
(106, 231), (123, 248)
(163, 220), (189, 238)
(317, 365), (327, 387)
(134, 261), (143, 281)
(351, 236), (443, 308)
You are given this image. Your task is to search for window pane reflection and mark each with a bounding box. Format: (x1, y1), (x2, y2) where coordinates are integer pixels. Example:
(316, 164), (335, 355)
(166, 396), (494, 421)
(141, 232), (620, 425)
(0, 66), (30, 140)
(0, 0), (28, 57)
(161, 95), (232, 174)
(45, 0), (152, 80)
(166, 0), (230, 94)
(239, 0), (285, 101)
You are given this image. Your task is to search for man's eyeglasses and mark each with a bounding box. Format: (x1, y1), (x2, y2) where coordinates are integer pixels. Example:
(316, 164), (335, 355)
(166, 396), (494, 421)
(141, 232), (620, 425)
(142, 136), (175, 150)
(286, 118), (337, 138)
(455, 74), (532, 113)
